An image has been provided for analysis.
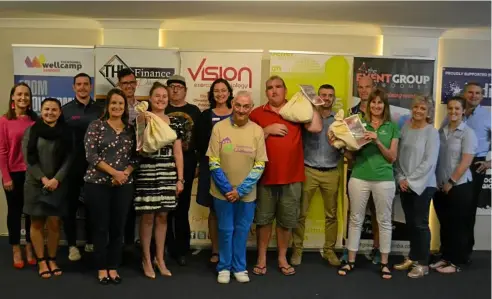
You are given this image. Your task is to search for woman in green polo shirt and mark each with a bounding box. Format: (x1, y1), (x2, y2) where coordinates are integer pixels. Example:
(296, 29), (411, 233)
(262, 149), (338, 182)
(338, 88), (400, 280)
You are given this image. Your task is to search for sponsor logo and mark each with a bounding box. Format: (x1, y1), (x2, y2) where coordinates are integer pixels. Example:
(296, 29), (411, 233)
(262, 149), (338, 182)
(99, 55), (175, 87)
(220, 137), (233, 152)
(187, 58), (253, 88)
(356, 61), (431, 88)
(24, 54), (83, 72)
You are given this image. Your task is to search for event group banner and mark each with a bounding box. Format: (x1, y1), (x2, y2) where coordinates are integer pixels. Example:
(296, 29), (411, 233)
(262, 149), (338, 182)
(441, 67), (491, 106)
(352, 56), (435, 253)
(94, 46), (180, 100)
(353, 57), (435, 129)
(13, 45), (95, 112)
(269, 51), (353, 249)
(180, 51), (263, 111)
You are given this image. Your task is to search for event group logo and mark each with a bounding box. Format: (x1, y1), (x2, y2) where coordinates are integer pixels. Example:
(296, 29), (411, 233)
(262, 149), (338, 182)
(99, 55), (175, 87)
(25, 54), (83, 72)
(356, 62), (431, 87)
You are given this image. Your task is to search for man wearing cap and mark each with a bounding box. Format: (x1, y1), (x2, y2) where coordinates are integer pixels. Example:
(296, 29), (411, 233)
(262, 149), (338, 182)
(165, 75), (201, 266)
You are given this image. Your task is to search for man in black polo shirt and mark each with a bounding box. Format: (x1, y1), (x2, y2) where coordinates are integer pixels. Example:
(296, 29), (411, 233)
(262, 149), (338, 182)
(62, 73), (103, 261)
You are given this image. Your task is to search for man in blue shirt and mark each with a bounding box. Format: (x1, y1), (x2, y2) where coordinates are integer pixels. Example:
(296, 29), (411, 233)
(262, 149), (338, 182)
(441, 82), (491, 261)
(291, 84), (342, 267)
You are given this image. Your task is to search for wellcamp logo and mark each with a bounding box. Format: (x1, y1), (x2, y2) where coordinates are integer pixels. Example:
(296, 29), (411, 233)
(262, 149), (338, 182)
(24, 54), (82, 72)
(99, 55), (175, 87)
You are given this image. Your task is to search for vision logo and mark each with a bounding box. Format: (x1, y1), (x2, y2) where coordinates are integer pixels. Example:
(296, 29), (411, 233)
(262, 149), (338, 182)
(25, 54), (83, 72)
(99, 55), (175, 87)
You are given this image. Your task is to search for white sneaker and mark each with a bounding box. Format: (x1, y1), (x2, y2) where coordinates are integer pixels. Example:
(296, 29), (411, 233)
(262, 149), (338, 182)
(233, 271), (250, 283)
(68, 246), (81, 261)
(84, 244), (94, 253)
(217, 270), (231, 284)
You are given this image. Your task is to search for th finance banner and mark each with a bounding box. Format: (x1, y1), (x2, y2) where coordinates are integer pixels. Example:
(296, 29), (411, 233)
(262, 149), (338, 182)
(12, 45), (95, 113)
(94, 46), (180, 100)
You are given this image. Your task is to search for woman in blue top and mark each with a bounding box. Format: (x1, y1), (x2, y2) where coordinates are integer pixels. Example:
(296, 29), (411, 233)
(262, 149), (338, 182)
(196, 79), (233, 264)
(431, 96), (477, 274)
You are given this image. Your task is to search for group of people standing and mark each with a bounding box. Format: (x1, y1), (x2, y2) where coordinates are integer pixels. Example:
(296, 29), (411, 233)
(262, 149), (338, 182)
(0, 68), (489, 285)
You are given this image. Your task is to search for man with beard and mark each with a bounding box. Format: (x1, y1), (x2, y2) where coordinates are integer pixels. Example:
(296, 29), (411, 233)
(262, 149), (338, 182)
(165, 75), (201, 266)
(62, 73), (103, 261)
(291, 84), (342, 267)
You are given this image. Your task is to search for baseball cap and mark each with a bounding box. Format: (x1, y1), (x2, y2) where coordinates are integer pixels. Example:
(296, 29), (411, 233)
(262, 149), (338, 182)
(167, 74), (186, 88)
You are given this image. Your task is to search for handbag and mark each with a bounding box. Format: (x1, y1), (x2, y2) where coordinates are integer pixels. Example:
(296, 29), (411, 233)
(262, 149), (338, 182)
(38, 185), (65, 208)
(279, 92), (314, 123)
(135, 101), (177, 153)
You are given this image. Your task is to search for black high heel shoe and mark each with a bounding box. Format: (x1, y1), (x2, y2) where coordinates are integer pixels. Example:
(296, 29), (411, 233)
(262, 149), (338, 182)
(98, 270), (110, 285)
(47, 256), (62, 276)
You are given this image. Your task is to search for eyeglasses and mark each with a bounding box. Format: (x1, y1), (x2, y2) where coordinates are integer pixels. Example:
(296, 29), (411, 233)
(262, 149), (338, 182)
(233, 103), (252, 110)
(168, 85), (185, 91)
(120, 81), (137, 86)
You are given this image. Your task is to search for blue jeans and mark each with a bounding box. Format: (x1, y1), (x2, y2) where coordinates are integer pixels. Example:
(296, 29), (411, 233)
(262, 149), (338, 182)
(213, 198), (255, 273)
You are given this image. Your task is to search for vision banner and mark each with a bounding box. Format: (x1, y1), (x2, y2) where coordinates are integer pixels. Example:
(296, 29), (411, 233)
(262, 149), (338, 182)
(180, 50), (263, 111)
(94, 46), (180, 100)
(12, 45), (95, 113)
(352, 56), (435, 253)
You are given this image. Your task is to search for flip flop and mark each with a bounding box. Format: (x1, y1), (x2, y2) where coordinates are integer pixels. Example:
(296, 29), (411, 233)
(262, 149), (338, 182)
(252, 265), (267, 276)
(279, 266), (296, 276)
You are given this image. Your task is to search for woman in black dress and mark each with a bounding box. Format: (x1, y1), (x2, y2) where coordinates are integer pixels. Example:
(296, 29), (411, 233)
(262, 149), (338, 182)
(22, 98), (73, 278)
(196, 79), (233, 264)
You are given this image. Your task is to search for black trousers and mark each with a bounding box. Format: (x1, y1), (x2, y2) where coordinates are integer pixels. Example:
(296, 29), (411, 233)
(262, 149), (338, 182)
(63, 175), (92, 246)
(433, 182), (474, 265)
(85, 182), (133, 270)
(124, 199), (136, 245)
(468, 156), (486, 257)
(4, 172), (31, 245)
(166, 154), (197, 257)
(401, 187), (436, 265)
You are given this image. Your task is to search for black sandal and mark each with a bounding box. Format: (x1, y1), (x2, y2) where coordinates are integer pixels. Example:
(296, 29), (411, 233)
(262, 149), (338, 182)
(337, 261), (355, 276)
(380, 263), (392, 279)
(47, 256), (62, 276)
(37, 258), (52, 279)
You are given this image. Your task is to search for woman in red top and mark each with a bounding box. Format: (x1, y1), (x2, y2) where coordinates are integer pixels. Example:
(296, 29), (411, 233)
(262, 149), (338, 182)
(0, 82), (38, 269)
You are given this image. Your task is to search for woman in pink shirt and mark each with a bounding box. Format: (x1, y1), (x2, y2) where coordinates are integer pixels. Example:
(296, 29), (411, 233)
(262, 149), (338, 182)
(0, 82), (37, 269)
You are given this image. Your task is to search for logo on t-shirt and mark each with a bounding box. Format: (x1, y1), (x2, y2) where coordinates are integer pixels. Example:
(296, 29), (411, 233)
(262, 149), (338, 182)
(220, 137), (233, 152)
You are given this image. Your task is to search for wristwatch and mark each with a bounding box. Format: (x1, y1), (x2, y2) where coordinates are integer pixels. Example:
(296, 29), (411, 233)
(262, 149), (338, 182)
(448, 178), (456, 186)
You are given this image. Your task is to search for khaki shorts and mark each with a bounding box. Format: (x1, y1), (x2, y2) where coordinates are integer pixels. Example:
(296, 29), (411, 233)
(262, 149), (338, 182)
(254, 182), (302, 229)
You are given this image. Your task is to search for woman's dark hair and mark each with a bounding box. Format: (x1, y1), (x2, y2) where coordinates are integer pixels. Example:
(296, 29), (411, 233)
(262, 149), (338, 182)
(147, 82), (168, 112)
(447, 96), (467, 111)
(5, 82), (37, 120)
(365, 87), (391, 123)
(40, 97), (65, 124)
(208, 79), (233, 109)
(100, 88), (129, 125)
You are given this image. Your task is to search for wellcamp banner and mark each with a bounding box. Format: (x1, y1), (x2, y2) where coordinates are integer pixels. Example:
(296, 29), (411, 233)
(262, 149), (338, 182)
(269, 51), (354, 249)
(352, 56), (435, 253)
(94, 46), (180, 100)
(441, 67), (491, 106)
(12, 45), (95, 113)
(179, 50), (263, 111)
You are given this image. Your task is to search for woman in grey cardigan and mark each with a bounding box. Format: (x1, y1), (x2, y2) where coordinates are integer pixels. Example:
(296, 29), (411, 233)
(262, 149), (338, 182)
(395, 96), (439, 278)
(22, 98), (73, 279)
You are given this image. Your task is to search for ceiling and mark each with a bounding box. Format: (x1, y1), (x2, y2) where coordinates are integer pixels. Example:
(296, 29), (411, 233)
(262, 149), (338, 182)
(0, 1), (490, 28)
